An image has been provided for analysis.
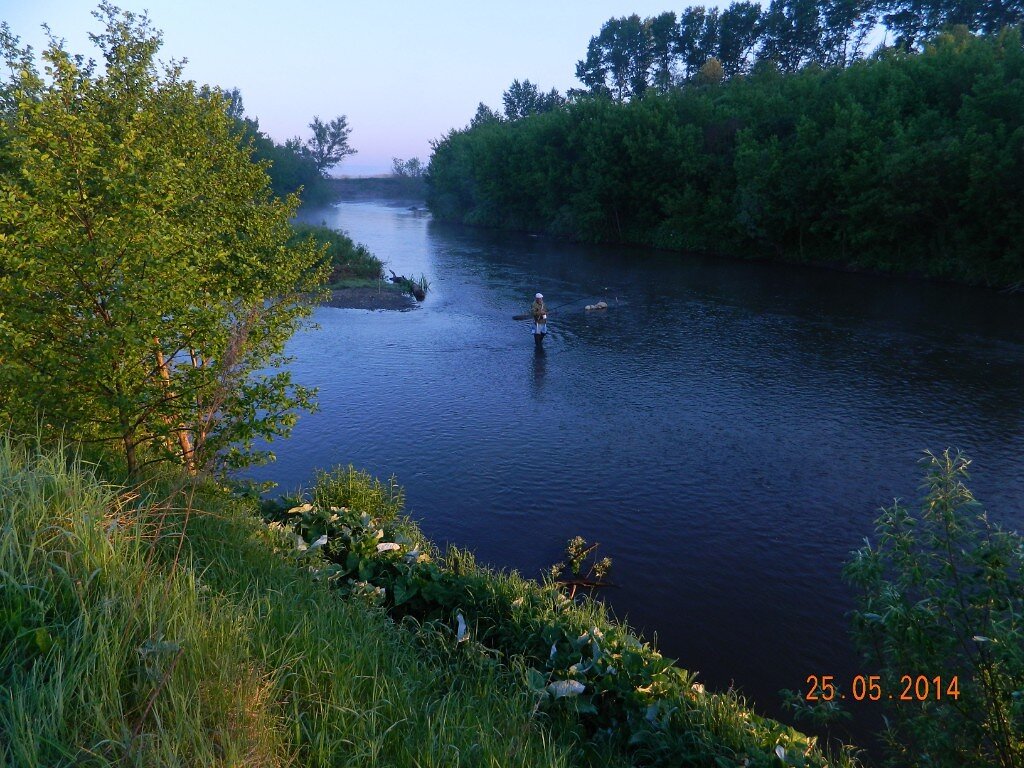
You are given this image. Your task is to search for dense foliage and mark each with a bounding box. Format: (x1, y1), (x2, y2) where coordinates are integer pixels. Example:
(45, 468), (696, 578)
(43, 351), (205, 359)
(428, 29), (1024, 287)
(261, 467), (858, 767)
(288, 223), (384, 283)
(0, 6), (326, 476)
(845, 451), (1024, 768)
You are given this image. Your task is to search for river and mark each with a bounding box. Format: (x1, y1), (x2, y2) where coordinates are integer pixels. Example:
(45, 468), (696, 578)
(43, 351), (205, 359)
(248, 199), (1024, 747)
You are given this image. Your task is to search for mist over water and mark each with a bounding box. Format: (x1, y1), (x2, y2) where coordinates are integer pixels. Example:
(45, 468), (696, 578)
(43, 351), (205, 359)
(249, 200), (1024, 744)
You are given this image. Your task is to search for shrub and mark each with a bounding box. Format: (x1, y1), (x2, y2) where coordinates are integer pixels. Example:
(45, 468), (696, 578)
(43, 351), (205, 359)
(844, 450), (1024, 768)
(288, 224), (384, 283)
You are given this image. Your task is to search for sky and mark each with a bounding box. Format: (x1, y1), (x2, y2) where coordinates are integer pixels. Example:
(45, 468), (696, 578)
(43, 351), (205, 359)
(2, 0), (729, 176)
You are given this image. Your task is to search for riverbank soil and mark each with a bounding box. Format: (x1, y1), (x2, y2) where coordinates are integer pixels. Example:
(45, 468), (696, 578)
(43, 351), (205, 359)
(323, 285), (417, 310)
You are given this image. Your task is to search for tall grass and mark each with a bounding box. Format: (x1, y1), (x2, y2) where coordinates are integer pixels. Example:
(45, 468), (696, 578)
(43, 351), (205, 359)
(0, 439), (576, 767)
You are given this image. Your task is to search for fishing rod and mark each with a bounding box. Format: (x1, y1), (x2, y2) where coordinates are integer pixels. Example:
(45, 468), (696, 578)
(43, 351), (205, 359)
(511, 297), (589, 321)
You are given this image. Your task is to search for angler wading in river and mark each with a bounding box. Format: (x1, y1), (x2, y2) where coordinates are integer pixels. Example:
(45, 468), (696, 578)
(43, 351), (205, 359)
(531, 292), (548, 347)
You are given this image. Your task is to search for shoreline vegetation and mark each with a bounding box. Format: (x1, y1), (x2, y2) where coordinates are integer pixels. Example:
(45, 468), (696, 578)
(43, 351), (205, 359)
(288, 223), (420, 310)
(426, 29), (1024, 290)
(0, 439), (858, 767)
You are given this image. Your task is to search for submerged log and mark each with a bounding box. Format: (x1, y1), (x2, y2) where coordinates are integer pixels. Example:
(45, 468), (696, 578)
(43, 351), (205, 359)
(389, 270), (427, 301)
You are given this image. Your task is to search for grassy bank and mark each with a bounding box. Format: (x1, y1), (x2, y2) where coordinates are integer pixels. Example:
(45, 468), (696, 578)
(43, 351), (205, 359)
(0, 441), (857, 766)
(288, 223), (385, 284)
(0, 442), (576, 767)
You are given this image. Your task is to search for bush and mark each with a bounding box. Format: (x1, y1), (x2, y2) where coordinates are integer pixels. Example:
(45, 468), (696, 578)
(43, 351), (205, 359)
(844, 450), (1024, 768)
(288, 224), (384, 283)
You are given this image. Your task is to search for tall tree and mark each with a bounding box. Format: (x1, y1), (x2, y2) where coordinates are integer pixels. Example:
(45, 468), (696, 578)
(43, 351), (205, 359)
(576, 15), (653, 101)
(678, 7), (722, 80)
(717, 2), (764, 76)
(305, 115), (356, 176)
(758, 0), (824, 71)
(647, 11), (680, 92)
(470, 101), (503, 127)
(881, 0), (1024, 48)
(392, 157), (424, 177)
(0, 4), (326, 476)
(816, 0), (878, 66)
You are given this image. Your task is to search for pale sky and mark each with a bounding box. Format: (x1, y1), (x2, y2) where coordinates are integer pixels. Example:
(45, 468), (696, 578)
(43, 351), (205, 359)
(2, 1), (729, 175)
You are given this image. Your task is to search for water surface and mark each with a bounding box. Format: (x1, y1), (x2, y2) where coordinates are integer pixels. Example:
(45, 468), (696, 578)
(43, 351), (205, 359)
(252, 200), (1024, 742)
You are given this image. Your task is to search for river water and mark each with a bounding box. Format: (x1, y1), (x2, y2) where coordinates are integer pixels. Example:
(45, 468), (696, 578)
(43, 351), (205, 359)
(250, 199), (1024, 746)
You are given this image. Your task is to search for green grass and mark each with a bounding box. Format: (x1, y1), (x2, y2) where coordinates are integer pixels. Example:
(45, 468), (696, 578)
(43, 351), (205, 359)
(0, 439), (579, 767)
(0, 440), (859, 766)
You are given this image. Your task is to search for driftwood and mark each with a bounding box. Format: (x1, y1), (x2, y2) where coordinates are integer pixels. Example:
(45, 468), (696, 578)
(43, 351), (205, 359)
(389, 269), (426, 301)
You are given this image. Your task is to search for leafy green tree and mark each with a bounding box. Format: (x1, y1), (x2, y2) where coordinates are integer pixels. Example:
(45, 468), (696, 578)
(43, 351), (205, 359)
(470, 101), (503, 127)
(817, 0), (878, 66)
(205, 88), (324, 201)
(845, 451), (1024, 768)
(428, 29), (1024, 287)
(717, 2), (765, 75)
(304, 115), (356, 176)
(501, 79), (565, 120)
(647, 11), (680, 91)
(576, 15), (653, 101)
(574, 40), (612, 97)
(0, 4), (326, 477)
(678, 6), (721, 80)
(881, 0), (1024, 48)
(758, 0), (824, 71)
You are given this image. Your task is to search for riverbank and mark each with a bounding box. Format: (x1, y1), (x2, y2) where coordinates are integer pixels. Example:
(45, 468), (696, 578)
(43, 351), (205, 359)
(0, 440), (858, 767)
(325, 176), (427, 201)
(323, 282), (417, 310)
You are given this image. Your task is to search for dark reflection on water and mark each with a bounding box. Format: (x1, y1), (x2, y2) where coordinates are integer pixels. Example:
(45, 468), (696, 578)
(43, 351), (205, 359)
(253, 201), (1024, 747)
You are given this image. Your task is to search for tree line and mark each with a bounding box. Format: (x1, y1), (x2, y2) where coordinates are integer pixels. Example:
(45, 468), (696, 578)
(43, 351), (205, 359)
(575, 0), (1024, 98)
(427, 27), (1024, 287)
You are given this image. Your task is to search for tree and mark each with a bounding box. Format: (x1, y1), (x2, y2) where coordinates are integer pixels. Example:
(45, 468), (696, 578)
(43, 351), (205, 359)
(391, 156), (424, 177)
(576, 15), (653, 101)
(647, 11), (680, 92)
(305, 114), (356, 176)
(695, 56), (727, 84)
(717, 2), (764, 76)
(880, 0), (1024, 48)
(816, 0), (878, 67)
(678, 7), (721, 80)
(757, 0), (824, 72)
(0, 4), (326, 477)
(470, 101), (503, 127)
(502, 79), (542, 119)
(501, 79), (565, 120)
